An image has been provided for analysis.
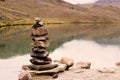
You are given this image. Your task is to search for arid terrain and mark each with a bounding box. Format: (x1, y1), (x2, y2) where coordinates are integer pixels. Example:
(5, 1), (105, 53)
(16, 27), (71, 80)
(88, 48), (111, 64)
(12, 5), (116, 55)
(0, 0), (120, 25)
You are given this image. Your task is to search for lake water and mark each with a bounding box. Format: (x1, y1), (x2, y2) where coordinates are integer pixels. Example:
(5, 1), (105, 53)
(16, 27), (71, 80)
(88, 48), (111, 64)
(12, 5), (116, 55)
(1, 23), (120, 80)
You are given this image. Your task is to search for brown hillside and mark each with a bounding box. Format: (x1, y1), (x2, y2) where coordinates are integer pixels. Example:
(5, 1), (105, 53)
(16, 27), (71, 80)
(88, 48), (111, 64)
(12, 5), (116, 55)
(0, 0), (120, 24)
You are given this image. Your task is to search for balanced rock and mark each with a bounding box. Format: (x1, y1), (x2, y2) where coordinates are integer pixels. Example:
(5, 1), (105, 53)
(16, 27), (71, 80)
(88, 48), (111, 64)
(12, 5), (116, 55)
(23, 64), (58, 71)
(31, 52), (49, 58)
(32, 47), (46, 52)
(31, 40), (49, 48)
(75, 61), (91, 69)
(31, 27), (48, 36)
(30, 57), (52, 65)
(32, 35), (49, 41)
(29, 63), (67, 75)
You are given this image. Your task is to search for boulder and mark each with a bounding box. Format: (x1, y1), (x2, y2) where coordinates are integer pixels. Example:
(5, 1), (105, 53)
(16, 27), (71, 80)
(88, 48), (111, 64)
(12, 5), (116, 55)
(60, 57), (74, 70)
(75, 61), (91, 69)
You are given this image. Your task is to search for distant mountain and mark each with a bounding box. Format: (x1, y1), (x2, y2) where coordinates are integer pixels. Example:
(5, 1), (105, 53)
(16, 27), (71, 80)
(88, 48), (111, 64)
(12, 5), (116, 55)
(94, 0), (120, 8)
(0, 0), (120, 24)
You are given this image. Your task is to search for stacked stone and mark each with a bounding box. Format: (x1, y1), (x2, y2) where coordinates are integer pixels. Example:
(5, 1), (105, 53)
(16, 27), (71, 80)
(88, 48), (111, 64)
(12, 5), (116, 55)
(30, 19), (52, 65)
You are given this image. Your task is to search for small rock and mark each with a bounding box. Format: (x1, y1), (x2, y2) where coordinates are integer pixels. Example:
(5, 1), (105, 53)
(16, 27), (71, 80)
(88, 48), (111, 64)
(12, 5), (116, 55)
(98, 68), (115, 73)
(22, 65), (30, 70)
(52, 74), (58, 79)
(18, 71), (32, 80)
(75, 61), (91, 69)
(116, 62), (120, 67)
(60, 57), (74, 70)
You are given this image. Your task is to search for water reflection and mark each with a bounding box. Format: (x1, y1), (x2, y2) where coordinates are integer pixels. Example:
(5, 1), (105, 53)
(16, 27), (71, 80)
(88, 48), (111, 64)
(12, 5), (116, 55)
(0, 26), (31, 59)
(1, 23), (120, 59)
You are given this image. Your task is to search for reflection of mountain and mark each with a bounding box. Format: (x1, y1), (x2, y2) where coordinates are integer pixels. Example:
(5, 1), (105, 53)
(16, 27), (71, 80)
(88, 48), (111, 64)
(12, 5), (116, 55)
(94, 0), (120, 8)
(0, 0), (120, 23)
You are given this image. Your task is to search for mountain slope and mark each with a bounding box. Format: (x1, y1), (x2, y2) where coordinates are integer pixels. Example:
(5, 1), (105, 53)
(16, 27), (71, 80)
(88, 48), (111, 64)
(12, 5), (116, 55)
(0, 0), (120, 25)
(94, 0), (120, 8)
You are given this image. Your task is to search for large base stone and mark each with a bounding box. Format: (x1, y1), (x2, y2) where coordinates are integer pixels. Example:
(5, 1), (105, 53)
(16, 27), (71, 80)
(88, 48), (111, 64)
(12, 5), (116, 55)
(29, 63), (67, 75)
(23, 64), (58, 71)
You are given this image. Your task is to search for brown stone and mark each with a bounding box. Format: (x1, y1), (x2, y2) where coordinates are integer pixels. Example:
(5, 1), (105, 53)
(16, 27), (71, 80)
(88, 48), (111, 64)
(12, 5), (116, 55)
(116, 62), (120, 67)
(18, 71), (32, 80)
(60, 57), (74, 70)
(31, 52), (49, 58)
(32, 35), (49, 41)
(31, 27), (48, 36)
(31, 40), (49, 48)
(0, 0), (5, 1)
(24, 64), (58, 71)
(30, 57), (52, 65)
(75, 61), (91, 69)
(32, 47), (46, 52)
(29, 63), (67, 75)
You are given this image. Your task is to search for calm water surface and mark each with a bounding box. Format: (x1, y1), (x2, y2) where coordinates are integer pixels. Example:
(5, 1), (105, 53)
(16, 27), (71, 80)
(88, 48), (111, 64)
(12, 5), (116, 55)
(1, 23), (120, 59)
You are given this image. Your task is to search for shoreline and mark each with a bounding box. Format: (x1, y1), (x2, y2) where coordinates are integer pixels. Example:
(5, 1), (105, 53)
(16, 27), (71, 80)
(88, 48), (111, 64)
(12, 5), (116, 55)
(32, 66), (120, 80)
(0, 21), (120, 28)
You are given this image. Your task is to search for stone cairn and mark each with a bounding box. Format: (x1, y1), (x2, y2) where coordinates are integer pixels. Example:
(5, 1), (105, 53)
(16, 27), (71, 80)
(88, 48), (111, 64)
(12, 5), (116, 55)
(19, 18), (74, 80)
(30, 18), (52, 65)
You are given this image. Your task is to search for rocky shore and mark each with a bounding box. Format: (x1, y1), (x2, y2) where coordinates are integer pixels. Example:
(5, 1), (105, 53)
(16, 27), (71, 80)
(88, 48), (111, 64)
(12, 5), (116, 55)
(19, 58), (120, 80)
(32, 64), (120, 80)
